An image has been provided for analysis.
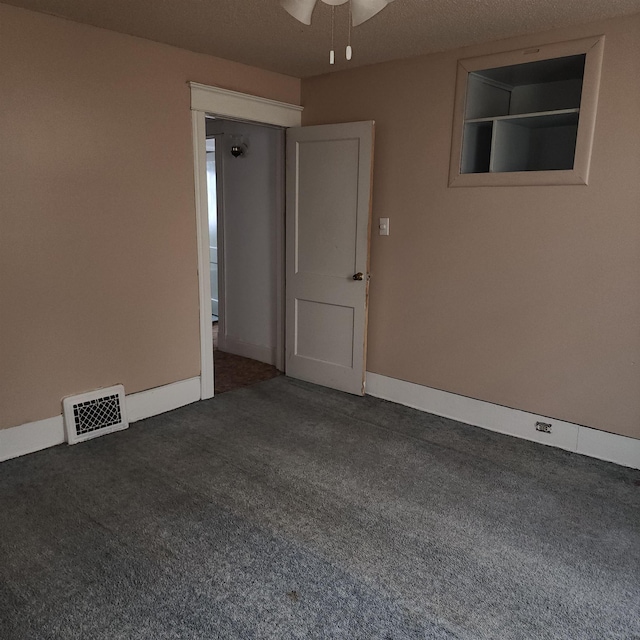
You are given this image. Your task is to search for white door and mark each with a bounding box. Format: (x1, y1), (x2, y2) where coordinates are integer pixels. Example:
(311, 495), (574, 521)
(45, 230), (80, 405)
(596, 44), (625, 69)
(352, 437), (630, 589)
(285, 121), (374, 395)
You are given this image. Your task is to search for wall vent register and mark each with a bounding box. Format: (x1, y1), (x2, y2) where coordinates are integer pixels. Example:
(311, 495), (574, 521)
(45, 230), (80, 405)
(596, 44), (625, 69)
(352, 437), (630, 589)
(63, 385), (128, 445)
(449, 36), (604, 187)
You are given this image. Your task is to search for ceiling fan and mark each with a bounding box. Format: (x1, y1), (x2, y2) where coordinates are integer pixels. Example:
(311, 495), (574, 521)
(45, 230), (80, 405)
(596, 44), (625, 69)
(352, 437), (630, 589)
(281, 0), (395, 27)
(281, 0), (396, 63)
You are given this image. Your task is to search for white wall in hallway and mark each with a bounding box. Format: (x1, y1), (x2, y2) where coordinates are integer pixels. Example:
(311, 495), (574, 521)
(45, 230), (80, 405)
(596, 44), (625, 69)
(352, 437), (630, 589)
(206, 140), (219, 317)
(206, 118), (284, 365)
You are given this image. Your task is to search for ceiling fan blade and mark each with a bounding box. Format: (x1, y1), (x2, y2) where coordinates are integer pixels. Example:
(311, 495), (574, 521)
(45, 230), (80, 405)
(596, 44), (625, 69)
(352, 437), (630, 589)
(351, 0), (395, 26)
(280, 0), (319, 25)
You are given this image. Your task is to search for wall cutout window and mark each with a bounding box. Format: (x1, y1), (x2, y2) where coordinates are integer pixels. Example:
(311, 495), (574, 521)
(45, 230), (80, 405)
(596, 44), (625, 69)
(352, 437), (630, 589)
(449, 36), (604, 187)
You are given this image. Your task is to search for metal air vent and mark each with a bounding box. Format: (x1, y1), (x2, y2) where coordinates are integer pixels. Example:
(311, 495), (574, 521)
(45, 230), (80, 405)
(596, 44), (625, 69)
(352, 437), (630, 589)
(62, 385), (128, 445)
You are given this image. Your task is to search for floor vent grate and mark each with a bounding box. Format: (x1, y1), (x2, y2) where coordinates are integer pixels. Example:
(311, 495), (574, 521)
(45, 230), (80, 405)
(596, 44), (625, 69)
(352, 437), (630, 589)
(63, 385), (128, 445)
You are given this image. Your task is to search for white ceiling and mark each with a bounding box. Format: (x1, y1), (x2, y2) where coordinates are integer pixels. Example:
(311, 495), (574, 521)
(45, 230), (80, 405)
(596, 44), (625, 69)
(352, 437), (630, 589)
(5, 0), (640, 78)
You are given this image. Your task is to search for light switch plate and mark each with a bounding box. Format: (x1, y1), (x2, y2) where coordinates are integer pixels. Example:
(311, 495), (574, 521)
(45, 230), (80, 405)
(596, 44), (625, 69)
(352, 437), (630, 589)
(379, 217), (389, 236)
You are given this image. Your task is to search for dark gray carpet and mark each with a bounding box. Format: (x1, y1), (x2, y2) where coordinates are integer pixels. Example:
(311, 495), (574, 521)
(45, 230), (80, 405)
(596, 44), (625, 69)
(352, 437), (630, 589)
(1, 377), (639, 640)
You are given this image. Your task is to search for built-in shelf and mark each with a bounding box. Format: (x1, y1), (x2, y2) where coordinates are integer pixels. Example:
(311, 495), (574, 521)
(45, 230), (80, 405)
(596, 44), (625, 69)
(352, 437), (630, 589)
(449, 36), (605, 187)
(461, 56), (584, 175)
(466, 107), (579, 125)
(463, 109), (581, 174)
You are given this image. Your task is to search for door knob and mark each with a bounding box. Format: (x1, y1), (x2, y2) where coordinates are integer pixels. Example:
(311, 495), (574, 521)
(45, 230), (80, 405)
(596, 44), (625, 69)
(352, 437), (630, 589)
(352, 272), (364, 281)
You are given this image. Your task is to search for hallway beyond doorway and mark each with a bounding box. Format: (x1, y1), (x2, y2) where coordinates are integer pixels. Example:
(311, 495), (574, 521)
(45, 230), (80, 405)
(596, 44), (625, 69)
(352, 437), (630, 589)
(212, 323), (280, 394)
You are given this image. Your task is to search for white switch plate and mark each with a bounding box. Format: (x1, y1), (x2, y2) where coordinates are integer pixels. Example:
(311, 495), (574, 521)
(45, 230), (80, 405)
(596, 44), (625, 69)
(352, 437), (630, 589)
(379, 217), (389, 236)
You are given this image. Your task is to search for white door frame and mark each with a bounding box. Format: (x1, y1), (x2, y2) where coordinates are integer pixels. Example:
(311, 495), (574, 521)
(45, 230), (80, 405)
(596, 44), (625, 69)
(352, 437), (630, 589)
(190, 82), (303, 400)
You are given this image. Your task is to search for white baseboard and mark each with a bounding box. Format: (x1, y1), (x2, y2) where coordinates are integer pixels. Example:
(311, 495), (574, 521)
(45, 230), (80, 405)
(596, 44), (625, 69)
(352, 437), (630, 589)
(365, 372), (640, 470)
(0, 415), (66, 463)
(0, 376), (202, 463)
(218, 336), (276, 366)
(126, 377), (201, 423)
(575, 425), (640, 469)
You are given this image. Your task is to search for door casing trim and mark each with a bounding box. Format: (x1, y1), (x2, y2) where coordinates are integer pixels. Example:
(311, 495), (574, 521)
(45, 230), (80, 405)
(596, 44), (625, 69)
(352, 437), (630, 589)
(190, 83), (303, 399)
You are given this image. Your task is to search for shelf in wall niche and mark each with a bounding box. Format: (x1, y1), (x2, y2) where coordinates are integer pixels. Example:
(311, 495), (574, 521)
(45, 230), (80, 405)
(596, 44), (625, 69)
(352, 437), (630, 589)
(465, 107), (580, 125)
(491, 117), (579, 173)
(449, 35), (605, 187)
(461, 66), (583, 175)
(461, 121), (493, 174)
(463, 109), (580, 173)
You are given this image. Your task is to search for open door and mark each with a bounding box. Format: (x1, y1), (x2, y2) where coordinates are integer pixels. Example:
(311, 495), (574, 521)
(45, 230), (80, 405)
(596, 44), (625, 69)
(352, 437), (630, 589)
(285, 121), (374, 395)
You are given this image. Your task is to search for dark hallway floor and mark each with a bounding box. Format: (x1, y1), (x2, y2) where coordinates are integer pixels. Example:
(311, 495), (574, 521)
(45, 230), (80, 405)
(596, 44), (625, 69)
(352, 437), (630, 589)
(212, 322), (281, 394)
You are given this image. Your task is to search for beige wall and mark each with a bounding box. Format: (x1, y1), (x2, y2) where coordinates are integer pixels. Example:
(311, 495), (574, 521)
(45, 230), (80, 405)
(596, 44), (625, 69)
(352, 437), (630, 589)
(0, 3), (299, 429)
(302, 15), (640, 439)
(2, 2), (638, 442)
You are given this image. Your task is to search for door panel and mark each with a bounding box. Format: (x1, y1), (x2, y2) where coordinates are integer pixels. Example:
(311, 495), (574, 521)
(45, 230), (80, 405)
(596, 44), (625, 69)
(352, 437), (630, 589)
(295, 299), (355, 367)
(286, 121), (374, 395)
(297, 139), (359, 277)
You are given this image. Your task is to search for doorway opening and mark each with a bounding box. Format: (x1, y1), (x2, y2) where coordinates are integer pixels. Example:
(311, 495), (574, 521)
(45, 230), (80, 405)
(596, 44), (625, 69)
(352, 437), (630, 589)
(204, 116), (285, 394)
(191, 83), (372, 400)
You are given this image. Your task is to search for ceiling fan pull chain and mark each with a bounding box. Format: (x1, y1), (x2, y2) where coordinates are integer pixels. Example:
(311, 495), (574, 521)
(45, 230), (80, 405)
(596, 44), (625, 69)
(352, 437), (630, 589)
(346, 0), (353, 60)
(330, 5), (336, 64)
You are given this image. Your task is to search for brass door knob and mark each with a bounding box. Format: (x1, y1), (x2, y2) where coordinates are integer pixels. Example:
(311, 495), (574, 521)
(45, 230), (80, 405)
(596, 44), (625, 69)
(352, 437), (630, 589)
(352, 272), (364, 281)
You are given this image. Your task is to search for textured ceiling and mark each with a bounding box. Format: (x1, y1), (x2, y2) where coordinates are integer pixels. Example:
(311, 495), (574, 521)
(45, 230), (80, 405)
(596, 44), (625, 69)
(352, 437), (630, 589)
(4, 0), (640, 77)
